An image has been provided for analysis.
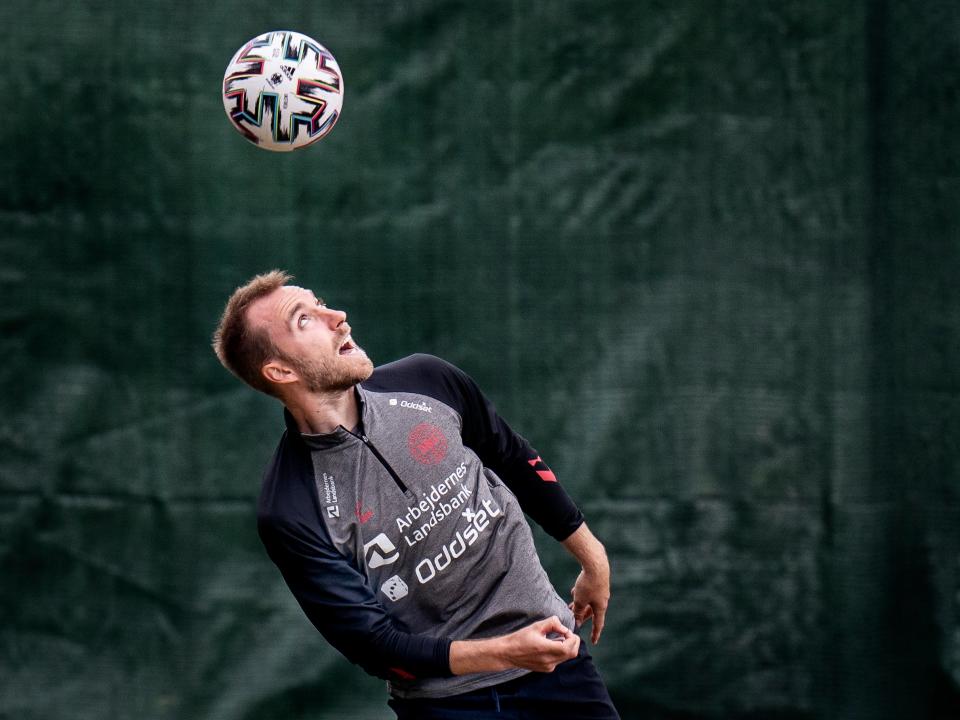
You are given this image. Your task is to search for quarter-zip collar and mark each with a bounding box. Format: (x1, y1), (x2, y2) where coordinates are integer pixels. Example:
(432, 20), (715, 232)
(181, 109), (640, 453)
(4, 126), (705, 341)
(286, 385), (368, 451)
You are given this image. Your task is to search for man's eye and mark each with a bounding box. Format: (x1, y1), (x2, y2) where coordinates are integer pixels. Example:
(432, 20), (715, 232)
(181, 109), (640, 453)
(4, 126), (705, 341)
(298, 314), (309, 328)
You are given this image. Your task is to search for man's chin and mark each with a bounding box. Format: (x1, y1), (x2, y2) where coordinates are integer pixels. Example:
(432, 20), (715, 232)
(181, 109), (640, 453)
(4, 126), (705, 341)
(310, 355), (373, 393)
(351, 354), (375, 383)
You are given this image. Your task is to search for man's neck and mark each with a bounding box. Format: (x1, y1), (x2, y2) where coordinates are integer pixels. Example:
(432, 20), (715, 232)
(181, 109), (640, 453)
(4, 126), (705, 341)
(285, 386), (360, 436)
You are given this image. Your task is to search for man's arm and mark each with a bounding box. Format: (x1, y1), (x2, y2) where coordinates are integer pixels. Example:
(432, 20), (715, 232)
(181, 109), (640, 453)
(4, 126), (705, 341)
(423, 356), (612, 643)
(262, 510), (584, 680)
(419, 356), (585, 540)
(259, 511), (453, 680)
(449, 616), (580, 675)
(562, 522), (611, 644)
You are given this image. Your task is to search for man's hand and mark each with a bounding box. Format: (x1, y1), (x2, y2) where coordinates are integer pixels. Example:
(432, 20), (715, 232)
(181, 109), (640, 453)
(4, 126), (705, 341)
(449, 616), (579, 675)
(501, 615), (581, 672)
(562, 523), (611, 644)
(569, 566), (610, 644)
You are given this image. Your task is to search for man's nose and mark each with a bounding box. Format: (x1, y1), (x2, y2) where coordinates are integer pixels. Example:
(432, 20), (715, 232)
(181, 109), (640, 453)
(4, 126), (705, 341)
(323, 306), (347, 328)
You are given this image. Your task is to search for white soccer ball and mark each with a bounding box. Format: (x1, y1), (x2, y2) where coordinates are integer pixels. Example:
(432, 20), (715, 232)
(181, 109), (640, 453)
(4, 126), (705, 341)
(222, 30), (344, 152)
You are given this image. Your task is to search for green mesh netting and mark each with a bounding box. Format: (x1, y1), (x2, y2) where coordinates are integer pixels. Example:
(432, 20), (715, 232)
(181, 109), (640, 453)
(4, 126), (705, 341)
(1, 1), (958, 718)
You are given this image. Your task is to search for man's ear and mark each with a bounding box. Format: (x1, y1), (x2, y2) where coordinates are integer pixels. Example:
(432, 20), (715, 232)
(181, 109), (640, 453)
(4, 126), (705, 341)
(262, 359), (298, 386)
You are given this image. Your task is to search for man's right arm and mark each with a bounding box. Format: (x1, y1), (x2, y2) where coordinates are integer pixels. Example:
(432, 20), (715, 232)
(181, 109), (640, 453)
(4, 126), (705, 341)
(450, 616), (580, 675)
(259, 512), (453, 680)
(262, 512), (580, 680)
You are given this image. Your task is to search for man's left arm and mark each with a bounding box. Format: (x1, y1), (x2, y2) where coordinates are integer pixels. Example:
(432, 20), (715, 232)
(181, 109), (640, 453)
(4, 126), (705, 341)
(438, 357), (584, 541)
(561, 522), (611, 644)
(436, 357), (611, 642)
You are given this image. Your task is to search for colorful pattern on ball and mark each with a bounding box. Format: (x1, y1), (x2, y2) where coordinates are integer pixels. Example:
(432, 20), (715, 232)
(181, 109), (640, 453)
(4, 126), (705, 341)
(222, 31), (343, 152)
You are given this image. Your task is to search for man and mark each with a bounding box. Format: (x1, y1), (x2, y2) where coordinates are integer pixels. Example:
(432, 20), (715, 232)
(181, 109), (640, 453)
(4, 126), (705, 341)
(212, 270), (620, 719)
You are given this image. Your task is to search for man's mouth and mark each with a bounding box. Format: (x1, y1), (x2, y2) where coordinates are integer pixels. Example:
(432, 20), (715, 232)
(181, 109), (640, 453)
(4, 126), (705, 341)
(338, 337), (358, 355)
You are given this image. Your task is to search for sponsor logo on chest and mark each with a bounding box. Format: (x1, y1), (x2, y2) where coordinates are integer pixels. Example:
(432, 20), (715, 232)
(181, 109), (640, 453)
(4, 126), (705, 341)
(376, 499), (503, 601)
(389, 398), (433, 413)
(414, 501), (502, 585)
(395, 461), (469, 547)
(318, 472), (339, 518)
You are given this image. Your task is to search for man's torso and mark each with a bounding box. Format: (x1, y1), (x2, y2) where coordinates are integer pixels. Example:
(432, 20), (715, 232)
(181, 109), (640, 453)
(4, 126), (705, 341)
(290, 363), (574, 698)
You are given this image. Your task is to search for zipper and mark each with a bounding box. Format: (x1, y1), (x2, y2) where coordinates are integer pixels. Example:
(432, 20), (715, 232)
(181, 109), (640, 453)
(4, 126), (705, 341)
(350, 429), (411, 496)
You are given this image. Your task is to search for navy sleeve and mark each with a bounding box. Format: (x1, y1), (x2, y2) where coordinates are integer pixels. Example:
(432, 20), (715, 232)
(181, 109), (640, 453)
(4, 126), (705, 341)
(258, 433), (453, 681)
(370, 355), (585, 541)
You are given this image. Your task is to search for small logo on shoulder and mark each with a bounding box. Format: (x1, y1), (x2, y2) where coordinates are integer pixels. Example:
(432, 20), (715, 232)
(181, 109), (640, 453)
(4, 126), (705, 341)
(390, 398), (433, 413)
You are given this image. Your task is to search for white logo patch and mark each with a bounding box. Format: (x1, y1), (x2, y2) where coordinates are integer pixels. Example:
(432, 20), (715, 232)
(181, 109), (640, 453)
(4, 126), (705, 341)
(364, 533), (399, 569)
(381, 575), (408, 601)
(319, 472), (339, 519)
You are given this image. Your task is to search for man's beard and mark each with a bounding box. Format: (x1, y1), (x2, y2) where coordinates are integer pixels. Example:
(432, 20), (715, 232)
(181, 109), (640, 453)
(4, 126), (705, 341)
(285, 348), (374, 393)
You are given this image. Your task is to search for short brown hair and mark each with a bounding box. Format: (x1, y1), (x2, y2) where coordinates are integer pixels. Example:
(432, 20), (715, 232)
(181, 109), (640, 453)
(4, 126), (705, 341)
(212, 270), (292, 396)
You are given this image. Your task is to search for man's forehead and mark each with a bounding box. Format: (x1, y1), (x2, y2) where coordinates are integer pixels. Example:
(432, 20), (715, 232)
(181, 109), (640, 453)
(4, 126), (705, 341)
(249, 284), (313, 324)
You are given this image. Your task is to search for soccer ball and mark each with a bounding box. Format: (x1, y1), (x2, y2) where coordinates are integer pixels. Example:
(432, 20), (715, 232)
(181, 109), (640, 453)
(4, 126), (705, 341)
(222, 30), (344, 151)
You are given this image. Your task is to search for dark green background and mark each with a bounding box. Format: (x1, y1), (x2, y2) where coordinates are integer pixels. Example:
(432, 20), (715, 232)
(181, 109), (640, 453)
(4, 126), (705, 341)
(2, 1), (958, 718)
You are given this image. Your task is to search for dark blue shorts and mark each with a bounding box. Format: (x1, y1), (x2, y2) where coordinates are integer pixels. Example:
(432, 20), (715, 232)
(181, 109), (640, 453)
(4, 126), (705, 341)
(388, 641), (620, 719)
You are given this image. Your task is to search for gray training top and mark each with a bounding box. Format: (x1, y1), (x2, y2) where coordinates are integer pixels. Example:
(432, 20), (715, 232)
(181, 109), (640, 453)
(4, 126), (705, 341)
(257, 354), (584, 699)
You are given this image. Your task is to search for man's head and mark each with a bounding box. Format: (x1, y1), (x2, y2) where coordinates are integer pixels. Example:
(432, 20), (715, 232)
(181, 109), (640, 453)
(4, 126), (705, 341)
(212, 270), (374, 398)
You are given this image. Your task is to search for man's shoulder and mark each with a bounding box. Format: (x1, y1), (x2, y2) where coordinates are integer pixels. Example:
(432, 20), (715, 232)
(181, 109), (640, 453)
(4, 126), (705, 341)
(365, 354), (464, 394)
(370, 353), (455, 379)
(363, 354), (492, 421)
(257, 428), (314, 525)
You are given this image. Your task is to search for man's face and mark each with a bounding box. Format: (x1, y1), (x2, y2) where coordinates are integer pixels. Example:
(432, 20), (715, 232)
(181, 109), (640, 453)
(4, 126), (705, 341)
(248, 285), (374, 393)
